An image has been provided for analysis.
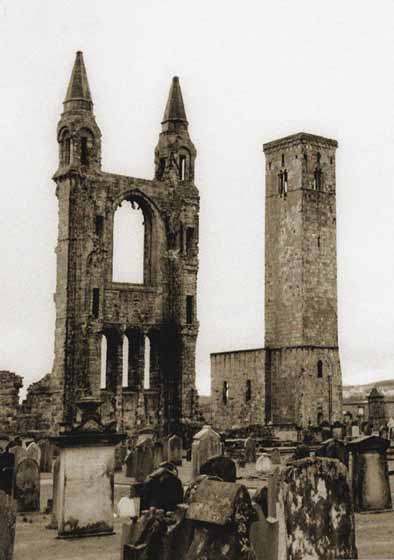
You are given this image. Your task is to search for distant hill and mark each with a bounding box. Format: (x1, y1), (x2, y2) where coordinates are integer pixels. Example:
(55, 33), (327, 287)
(343, 379), (394, 402)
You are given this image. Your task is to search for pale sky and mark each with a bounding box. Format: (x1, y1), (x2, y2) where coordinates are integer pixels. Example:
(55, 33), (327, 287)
(1, 0), (394, 398)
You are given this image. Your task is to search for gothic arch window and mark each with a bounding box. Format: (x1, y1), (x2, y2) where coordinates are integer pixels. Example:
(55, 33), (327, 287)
(178, 148), (190, 181)
(59, 128), (71, 165)
(223, 381), (229, 405)
(122, 335), (129, 388)
(112, 200), (145, 284)
(245, 379), (252, 402)
(100, 334), (107, 389)
(79, 128), (94, 166)
(317, 360), (323, 378)
(144, 335), (151, 390)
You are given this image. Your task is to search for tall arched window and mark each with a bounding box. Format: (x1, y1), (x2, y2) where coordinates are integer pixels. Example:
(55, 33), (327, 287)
(113, 200), (145, 283)
(144, 336), (151, 389)
(100, 335), (107, 389)
(122, 335), (129, 387)
(317, 360), (323, 378)
(223, 381), (229, 405)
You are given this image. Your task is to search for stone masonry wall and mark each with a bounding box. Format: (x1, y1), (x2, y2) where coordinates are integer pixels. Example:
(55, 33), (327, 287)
(211, 349), (265, 431)
(0, 371), (23, 435)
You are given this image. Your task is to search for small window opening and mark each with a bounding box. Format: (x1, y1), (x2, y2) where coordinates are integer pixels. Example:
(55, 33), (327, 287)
(223, 381), (229, 405)
(92, 288), (100, 318)
(179, 155), (187, 180)
(245, 379), (252, 402)
(314, 168), (322, 190)
(317, 236), (320, 248)
(278, 172), (283, 195)
(281, 154), (285, 167)
(330, 157), (333, 165)
(317, 152), (321, 164)
(64, 138), (71, 164)
(144, 336), (150, 389)
(268, 162), (272, 170)
(122, 336), (128, 387)
(186, 227), (194, 255)
(95, 215), (104, 237)
(284, 170), (288, 194)
(186, 296), (193, 324)
(317, 360), (323, 378)
(180, 226), (184, 252)
(81, 137), (88, 165)
(158, 158), (166, 179)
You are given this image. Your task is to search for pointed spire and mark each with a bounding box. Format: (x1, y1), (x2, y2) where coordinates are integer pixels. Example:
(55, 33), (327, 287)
(162, 76), (188, 125)
(63, 51), (93, 112)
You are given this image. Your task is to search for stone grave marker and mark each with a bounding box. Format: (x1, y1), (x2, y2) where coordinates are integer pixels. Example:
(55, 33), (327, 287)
(125, 448), (137, 479)
(351, 424), (360, 439)
(168, 434), (183, 466)
(279, 457), (357, 559)
(244, 436), (256, 463)
(9, 446), (27, 468)
(38, 440), (54, 472)
(347, 435), (392, 512)
(26, 442), (41, 467)
(136, 440), (154, 482)
(48, 456), (60, 529)
(270, 448), (281, 466)
(153, 441), (164, 469)
(141, 465), (184, 512)
(15, 458), (40, 513)
(0, 490), (16, 560)
(191, 425), (222, 480)
(255, 453), (273, 476)
(0, 452), (15, 497)
(200, 455), (237, 482)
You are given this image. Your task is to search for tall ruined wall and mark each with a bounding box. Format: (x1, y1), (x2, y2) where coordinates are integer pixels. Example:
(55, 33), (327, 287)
(0, 371), (23, 435)
(211, 349), (265, 431)
(18, 374), (54, 434)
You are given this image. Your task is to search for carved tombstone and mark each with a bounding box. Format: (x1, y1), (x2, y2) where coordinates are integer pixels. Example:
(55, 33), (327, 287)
(244, 437), (257, 463)
(0, 490), (17, 560)
(191, 425), (222, 480)
(270, 448), (282, 466)
(278, 457), (357, 559)
(255, 453), (273, 476)
(347, 435), (392, 512)
(9, 446), (27, 468)
(168, 435), (183, 466)
(200, 455), (237, 483)
(26, 442), (41, 467)
(14, 458), (40, 513)
(138, 440), (154, 481)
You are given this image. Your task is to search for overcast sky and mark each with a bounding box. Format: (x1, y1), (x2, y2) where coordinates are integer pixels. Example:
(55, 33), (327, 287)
(1, 0), (394, 398)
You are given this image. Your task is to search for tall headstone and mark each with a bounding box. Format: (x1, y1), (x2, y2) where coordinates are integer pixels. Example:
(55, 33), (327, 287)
(347, 435), (392, 512)
(168, 435), (183, 466)
(9, 446), (27, 468)
(137, 440), (154, 481)
(39, 440), (54, 473)
(26, 442), (41, 467)
(255, 453), (273, 477)
(14, 458), (40, 513)
(50, 398), (126, 538)
(191, 425), (221, 481)
(0, 490), (16, 560)
(244, 437), (256, 463)
(278, 457), (357, 559)
(153, 441), (164, 469)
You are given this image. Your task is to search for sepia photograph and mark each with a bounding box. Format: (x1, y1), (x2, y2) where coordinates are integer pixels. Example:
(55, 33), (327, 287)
(0, 1), (394, 558)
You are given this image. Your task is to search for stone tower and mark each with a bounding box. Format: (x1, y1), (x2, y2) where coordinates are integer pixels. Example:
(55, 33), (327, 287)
(263, 133), (342, 428)
(51, 52), (199, 434)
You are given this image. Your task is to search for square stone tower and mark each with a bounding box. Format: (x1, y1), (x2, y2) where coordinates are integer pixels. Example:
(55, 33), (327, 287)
(263, 133), (343, 427)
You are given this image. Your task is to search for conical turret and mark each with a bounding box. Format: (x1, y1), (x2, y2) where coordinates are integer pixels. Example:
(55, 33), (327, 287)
(64, 51), (93, 113)
(155, 76), (196, 184)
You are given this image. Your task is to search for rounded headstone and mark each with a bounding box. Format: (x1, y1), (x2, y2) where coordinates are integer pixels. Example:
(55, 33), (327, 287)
(256, 453), (273, 476)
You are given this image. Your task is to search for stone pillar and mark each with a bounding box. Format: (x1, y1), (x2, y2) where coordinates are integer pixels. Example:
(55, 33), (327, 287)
(347, 435), (392, 512)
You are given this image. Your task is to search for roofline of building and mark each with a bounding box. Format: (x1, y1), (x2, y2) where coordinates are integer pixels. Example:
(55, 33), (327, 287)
(263, 132), (338, 152)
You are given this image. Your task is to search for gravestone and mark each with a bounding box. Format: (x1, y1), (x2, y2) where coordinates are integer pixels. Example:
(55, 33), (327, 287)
(191, 425), (222, 480)
(0, 490), (16, 560)
(125, 449), (137, 478)
(15, 458), (40, 513)
(168, 435), (182, 466)
(351, 424), (360, 439)
(278, 457), (357, 559)
(141, 465), (184, 512)
(0, 452), (15, 497)
(117, 496), (140, 519)
(244, 437), (256, 463)
(256, 453), (273, 476)
(39, 440), (54, 473)
(9, 446), (27, 468)
(26, 442), (41, 467)
(270, 448), (281, 466)
(318, 438), (348, 466)
(48, 456), (60, 529)
(200, 455), (236, 482)
(153, 441), (164, 469)
(138, 440), (154, 481)
(347, 435), (392, 512)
